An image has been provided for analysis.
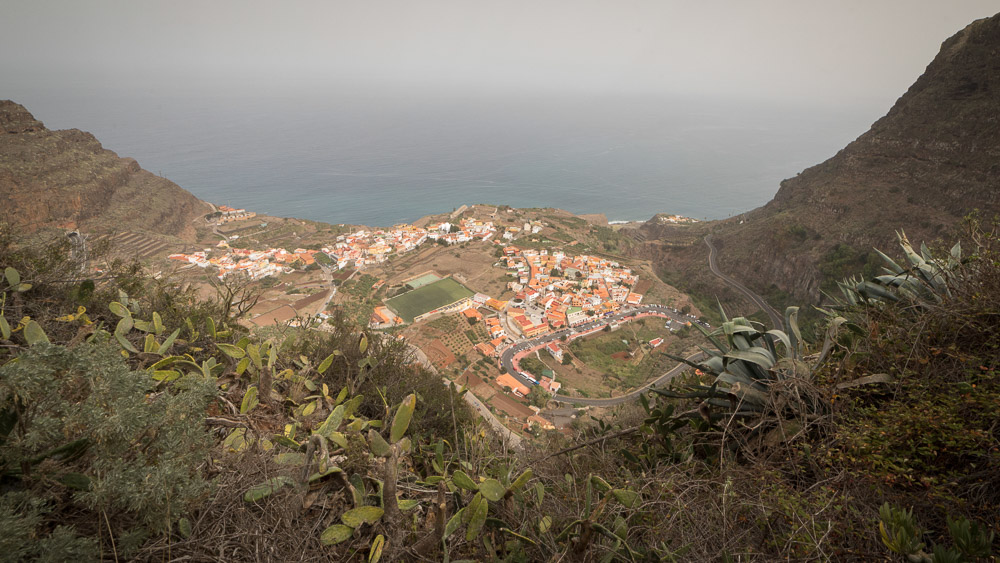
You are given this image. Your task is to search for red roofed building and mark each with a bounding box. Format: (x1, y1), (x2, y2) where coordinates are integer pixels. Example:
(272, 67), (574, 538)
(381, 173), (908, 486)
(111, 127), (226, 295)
(490, 337), (510, 354)
(546, 341), (564, 362)
(539, 376), (562, 394)
(497, 373), (530, 397)
(523, 322), (550, 338)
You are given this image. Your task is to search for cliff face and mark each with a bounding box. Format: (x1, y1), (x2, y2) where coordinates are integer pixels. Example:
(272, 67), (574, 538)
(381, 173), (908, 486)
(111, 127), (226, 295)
(0, 101), (208, 240)
(640, 12), (1000, 303)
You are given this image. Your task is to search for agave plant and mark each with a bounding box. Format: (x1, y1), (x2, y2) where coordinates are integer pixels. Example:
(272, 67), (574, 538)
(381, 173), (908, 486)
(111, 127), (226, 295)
(655, 305), (844, 448)
(836, 231), (962, 306)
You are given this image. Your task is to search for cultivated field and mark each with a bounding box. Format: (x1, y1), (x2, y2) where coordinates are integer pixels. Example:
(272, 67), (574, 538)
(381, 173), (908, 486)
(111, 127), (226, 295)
(385, 277), (473, 322)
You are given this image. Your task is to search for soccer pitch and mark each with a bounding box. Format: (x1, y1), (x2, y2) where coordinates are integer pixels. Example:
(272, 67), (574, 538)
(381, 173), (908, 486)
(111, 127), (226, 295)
(385, 277), (474, 323)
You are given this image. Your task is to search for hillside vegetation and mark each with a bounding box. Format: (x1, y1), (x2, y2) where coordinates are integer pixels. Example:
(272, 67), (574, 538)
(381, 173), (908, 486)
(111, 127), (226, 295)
(1, 213), (997, 561)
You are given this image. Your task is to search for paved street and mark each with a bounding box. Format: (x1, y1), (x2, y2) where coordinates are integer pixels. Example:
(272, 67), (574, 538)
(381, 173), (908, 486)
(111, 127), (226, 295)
(704, 234), (784, 330)
(499, 304), (709, 406)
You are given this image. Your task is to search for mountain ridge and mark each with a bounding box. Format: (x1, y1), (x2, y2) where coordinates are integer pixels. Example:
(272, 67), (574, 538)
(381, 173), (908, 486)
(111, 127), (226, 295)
(636, 12), (1000, 305)
(1, 100), (209, 241)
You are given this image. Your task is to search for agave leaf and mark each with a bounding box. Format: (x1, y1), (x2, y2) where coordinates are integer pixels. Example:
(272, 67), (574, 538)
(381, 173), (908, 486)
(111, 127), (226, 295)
(152, 311), (164, 335)
(784, 307), (801, 358)
(899, 233), (922, 267)
(723, 359), (767, 384)
(814, 316), (847, 368)
(716, 371), (756, 389)
(724, 349), (775, 370)
(0, 315), (10, 340)
(857, 281), (901, 302)
(730, 382), (770, 406)
(765, 330), (791, 353)
(143, 334), (157, 353)
(919, 241), (933, 262)
(206, 317), (217, 339)
(693, 321), (726, 353)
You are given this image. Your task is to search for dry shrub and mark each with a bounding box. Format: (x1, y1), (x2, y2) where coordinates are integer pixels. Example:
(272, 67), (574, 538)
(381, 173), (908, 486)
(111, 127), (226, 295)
(135, 452), (338, 562)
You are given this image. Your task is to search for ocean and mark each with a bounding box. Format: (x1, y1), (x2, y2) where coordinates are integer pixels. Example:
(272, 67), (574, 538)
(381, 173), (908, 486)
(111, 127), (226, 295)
(9, 87), (880, 227)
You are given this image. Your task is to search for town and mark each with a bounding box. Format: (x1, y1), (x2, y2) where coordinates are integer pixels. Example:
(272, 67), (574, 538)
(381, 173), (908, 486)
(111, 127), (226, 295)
(165, 204), (704, 439)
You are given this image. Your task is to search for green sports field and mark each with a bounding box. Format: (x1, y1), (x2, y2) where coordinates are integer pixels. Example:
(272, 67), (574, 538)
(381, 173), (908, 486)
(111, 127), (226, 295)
(405, 273), (442, 289)
(385, 277), (474, 323)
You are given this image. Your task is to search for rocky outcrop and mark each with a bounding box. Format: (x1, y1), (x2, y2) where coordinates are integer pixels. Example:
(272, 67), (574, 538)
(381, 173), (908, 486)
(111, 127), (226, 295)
(640, 12), (1000, 304)
(0, 101), (209, 241)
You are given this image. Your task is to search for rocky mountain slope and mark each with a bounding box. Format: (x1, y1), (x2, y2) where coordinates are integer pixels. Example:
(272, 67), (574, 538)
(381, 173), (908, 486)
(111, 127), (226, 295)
(636, 12), (1000, 304)
(1, 101), (209, 241)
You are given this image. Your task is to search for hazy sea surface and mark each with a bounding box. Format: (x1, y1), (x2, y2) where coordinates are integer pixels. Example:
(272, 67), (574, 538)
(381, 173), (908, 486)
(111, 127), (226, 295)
(11, 88), (879, 227)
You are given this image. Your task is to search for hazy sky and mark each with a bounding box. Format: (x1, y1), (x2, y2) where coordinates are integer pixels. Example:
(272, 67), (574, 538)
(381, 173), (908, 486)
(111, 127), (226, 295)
(3, 1), (998, 106)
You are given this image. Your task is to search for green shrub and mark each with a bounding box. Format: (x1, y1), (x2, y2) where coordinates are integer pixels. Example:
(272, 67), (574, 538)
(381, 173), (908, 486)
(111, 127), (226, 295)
(0, 343), (215, 534)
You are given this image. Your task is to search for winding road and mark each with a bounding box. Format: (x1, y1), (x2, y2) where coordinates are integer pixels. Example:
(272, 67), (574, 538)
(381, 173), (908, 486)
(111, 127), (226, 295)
(704, 235), (784, 330)
(499, 305), (708, 407)
(491, 237), (785, 408)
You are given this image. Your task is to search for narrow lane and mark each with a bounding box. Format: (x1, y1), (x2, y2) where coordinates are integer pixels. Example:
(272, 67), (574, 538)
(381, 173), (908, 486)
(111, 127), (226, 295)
(499, 304), (709, 406)
(704, 235), (784, 330)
